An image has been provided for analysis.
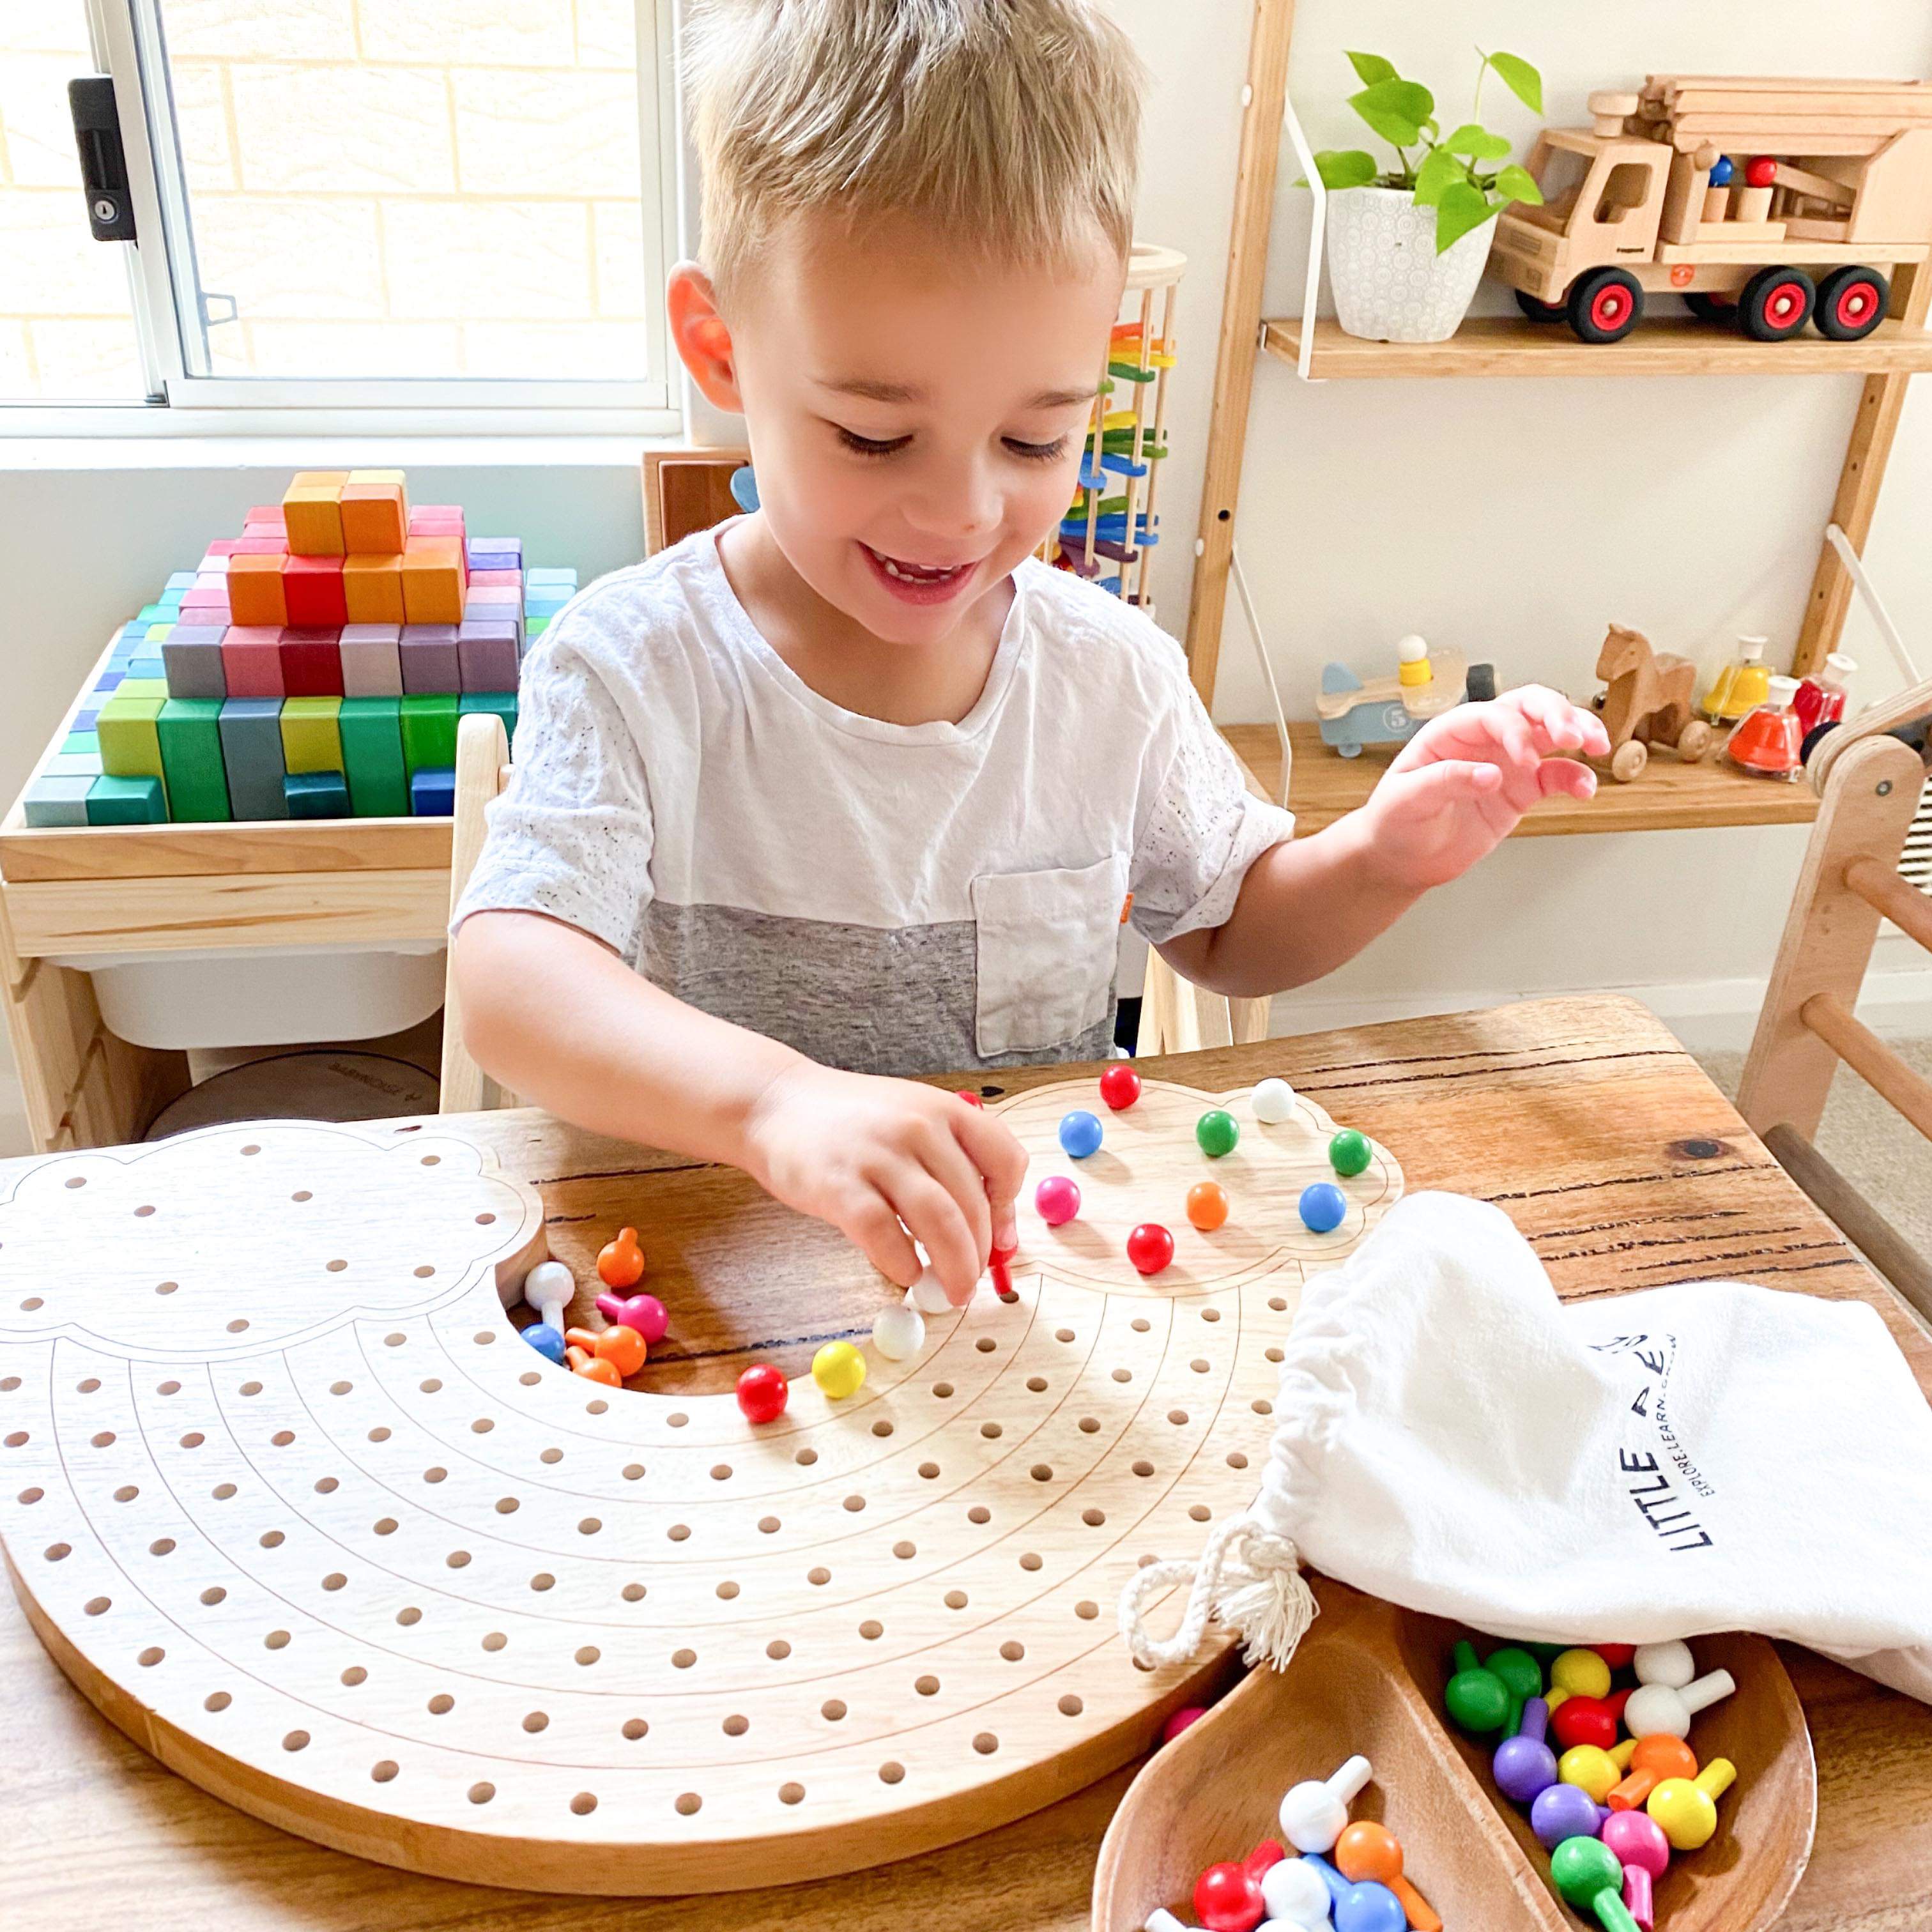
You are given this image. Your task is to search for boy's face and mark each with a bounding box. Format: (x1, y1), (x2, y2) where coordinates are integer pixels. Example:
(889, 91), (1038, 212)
(698, 214), (1124, 648)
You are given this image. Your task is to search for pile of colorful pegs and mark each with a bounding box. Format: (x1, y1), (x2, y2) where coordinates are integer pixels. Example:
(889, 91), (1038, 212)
(516, 1227), (670, 1390)
(1446, 1635), (1739, 1930)
(1145, 1753), (1441, 1932)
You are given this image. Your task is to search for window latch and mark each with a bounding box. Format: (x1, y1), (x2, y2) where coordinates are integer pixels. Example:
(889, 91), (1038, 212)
(68, 76), (136, 241)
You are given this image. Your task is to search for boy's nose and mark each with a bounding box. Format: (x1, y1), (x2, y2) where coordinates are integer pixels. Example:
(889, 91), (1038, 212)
(902, 461), (1000, 543)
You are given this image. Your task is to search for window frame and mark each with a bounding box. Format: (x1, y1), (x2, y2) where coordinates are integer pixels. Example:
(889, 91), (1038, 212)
(3, 0), (684, 435)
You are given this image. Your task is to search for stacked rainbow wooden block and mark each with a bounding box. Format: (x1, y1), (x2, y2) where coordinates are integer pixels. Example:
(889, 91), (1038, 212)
(22, 470), (578, 827)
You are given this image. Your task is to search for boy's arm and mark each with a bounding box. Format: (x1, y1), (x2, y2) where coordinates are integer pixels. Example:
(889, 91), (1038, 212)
(454, 910), (1026, 1303)
(1161, 686), (1609, 998)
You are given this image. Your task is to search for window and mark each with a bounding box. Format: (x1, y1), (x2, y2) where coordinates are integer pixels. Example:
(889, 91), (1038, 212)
(4, 0), (678, 424)
(0, 1), (151, 400)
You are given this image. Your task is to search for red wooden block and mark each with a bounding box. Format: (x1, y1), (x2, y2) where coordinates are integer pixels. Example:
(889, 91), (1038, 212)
(245, 504), (287, 526)
(221, 629), (285, 698)
(233, 535), (288, 556)
(279, 627), (344, 697)
(284, 554), (348, 627)
(205, 539), (241, 556)
(470, 569), (523, 587)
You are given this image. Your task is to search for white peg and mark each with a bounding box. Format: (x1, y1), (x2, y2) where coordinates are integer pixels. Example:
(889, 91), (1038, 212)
(522, 1259), (573, 1331)
(905, 1268), (951, 1315)
(1262, 1853), (1333, 1925)
(1632, 1639), (1694, 1689)
(1278, 1753), (1372, 1853)
(871, 1303), (925, 1361)
(1623, 1667), (1735, 1741)
(1252, 1077), (1296, 1125)
(1396, 633), (1429, 665)
(1146, 1912), (1200, 1932)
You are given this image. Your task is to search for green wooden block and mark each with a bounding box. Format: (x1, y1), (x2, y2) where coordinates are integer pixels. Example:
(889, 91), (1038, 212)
(286, 770), (349, 819)
(87, 774), (166, 825)
(459, 691), (518, 751)
(136, 603), (171, 624)
(399, 693), (459, 774)
(114, 677), (169, 701)
(62, 731), (100, 756)
(144, 622), (174, 645)
(280, 695), (343, 775)
(157, 697), (231, 823)
(44, 751), (103, 779)
(339, 697), (408, 817)
(96, 696), (168, 806)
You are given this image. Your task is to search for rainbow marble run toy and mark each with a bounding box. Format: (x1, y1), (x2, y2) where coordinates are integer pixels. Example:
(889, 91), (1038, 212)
(23, 470), (578, 829)
(1050, 242), (1185, 612)
(1317, 636), (1496, 758)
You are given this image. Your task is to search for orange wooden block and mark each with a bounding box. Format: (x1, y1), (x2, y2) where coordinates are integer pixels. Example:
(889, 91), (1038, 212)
(342, 553), (406, 624)
(341, 482), (408, 555)
(225, 551), (289, 627)
(282, 471), (348, 558)
(400, 537), (465, 624)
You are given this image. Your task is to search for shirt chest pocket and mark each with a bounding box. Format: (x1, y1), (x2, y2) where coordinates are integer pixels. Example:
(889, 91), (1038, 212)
(970, 854), (1130, 1059)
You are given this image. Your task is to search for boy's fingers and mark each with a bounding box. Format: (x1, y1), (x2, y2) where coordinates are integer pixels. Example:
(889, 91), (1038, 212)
(1538, 756), (1598, 801)
(953, 1107), (1031, 1243)
(917, 1119), (993, 1266)
(1396, 758), (1504, 814)
(839, 1193), (922, 1288)
(888, 1170), (980, 1305)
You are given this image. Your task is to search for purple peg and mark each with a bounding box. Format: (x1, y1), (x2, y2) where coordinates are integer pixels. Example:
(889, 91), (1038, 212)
(1494, 1696), (1559, 1804)
(1531, 1780), (1609, 1848)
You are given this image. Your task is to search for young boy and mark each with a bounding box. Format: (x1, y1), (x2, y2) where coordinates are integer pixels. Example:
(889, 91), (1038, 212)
(452, 0), (1607, 1308)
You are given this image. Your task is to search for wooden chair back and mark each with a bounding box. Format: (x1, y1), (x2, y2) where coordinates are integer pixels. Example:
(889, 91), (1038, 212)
(438, 712), (514, 1113)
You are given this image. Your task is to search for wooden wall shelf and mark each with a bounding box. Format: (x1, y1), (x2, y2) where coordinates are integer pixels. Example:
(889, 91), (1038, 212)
(1262, 314), (1932, 380)
(1222, 723), (1821, 839)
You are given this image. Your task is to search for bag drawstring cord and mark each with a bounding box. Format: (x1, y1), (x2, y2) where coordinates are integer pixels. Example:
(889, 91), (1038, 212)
(1117, 1514), (1318, 1671)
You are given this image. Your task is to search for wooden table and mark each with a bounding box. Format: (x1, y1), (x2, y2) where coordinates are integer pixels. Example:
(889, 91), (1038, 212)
(4, 994), (1929, 1931)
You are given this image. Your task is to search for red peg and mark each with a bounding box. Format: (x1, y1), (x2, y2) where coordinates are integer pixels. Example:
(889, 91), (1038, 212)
(1745, 155), (1777, 188)
(989, 1238), (1016, 1298)
(735, 1363), (788, 1423)
(1193, 1839), (1284, 1932)
(954, 1089), (984, 1108)
(1127, 1222), (1175, 1275)
(1592, 1643), (1637, 1669)
(1551, 1692), (1619, 1752)
(1099, 1063), (1142, 1110)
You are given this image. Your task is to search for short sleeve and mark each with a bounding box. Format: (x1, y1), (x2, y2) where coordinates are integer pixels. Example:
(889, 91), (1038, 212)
(1128, 674), (1294, 947)
(451, 619), (655, 962)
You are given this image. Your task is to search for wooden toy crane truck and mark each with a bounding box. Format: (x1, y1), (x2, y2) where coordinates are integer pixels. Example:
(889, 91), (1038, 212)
(1488, 76), (1932, 342)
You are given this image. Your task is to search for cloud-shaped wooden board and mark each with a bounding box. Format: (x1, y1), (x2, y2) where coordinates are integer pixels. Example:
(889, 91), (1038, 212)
(0, 1083), (1399, 1894)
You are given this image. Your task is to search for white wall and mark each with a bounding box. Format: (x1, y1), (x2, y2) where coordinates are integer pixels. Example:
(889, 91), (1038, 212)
(2, 0), (1929, 1124)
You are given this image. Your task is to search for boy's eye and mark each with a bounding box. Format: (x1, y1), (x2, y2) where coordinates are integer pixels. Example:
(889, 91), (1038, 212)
(836, 427), (910, 459)
(1004, 436), (1069, 463)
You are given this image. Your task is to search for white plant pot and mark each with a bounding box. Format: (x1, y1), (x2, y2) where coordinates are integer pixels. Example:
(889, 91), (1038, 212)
(1324, 185), (1496, 343)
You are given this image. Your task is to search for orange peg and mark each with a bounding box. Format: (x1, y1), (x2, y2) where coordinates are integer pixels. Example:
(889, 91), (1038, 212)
(1333, 1821), (1441, 1932)
(564, 1327), (599, 1352)
(593, 1324), (647, 1377)
(1608, 1733), (1698, 1811)
(1186, 1181), (1230, 1232)
(574, 1355), (622, 1388)
(564, 1345), (591, 1372)
(597, 1227), (645, 1289)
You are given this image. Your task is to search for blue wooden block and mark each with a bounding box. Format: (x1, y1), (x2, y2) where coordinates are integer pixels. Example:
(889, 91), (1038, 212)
(526, 567), (576, 587)
(410, 765), (456, 816)
(285, 769), (349, 819)
(162, 636), (228, 700)
(45, 751), (103, 779)
(219, 697), (289, 820)
(128, 656), (167, 680)
(23, 775), (95, 827)
(165, 571), (199, 591)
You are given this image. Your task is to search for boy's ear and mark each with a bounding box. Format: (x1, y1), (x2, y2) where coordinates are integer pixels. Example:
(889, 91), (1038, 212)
(667, 263), (744, 412)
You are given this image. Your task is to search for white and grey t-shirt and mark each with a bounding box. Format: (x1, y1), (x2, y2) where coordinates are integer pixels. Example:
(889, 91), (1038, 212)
(454, 527), (1294, 1076)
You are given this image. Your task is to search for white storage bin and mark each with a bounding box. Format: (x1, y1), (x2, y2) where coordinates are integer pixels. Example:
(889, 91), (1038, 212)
(56, 942), (447, 1052)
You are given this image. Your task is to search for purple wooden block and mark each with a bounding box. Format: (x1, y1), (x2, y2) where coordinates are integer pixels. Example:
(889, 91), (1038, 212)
(399, 624), (461, 694)
(456, 620), (520, 693)
(466, 537), (521, 561)
(165, 624), (229, 647)
(340, 622), (403, 698)
(162, 636), (229, 700)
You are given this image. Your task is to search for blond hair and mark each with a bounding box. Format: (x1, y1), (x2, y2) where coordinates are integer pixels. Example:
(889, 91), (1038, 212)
(683, 0), (1144, 303)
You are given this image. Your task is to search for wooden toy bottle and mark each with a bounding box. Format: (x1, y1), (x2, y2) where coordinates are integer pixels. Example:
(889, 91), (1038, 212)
(1794, 651), (1855, 737)
(1725, 675), (1805, 779)
(1702, 635), (1771, 723)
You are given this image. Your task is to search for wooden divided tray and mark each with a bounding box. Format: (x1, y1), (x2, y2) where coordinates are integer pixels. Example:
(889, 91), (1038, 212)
(0, 1077), (1400, 1893)
(1094, 1577), (1815, 1932)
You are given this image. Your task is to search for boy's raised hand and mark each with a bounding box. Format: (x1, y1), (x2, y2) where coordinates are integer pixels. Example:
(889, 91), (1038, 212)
(1356, 685), (1611, 891)
(741, 1063), (1030, 1307)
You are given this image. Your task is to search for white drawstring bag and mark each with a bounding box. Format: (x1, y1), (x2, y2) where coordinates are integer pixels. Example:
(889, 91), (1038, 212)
(1121, 1191), (1932, 1701)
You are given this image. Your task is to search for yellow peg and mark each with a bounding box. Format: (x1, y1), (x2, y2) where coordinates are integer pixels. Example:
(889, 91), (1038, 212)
(1647, 1758), (1737, 1851)
(1558, 1744), (1621, 1804)
(1551, 1648), (1613, 1700)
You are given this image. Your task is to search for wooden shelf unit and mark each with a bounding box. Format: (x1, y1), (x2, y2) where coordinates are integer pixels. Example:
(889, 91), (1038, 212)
(1222, 722), (1821, 839)
(1186, 0), (1932, 841)
(1262, 313), (1932, 379)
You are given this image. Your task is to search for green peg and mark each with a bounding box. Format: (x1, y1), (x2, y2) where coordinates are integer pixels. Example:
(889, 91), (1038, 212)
(1551, 1836), (1641, 1932)
(1484, 1645), (1544, 1733)
(1195, 1109), (1240, 1158)
(1328, 1128), (1372, 1177)
(1524, 1641), (1567, 1667)
(1444, 1639), (1510, 1735)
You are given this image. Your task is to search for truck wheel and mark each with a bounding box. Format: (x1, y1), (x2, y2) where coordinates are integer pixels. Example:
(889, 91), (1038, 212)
(1513, 289), (1567, 324)
(1814, 265), (1889, 342)
(1683, 292), (1736, 325)
(1738, 265), (1815, 342)
(1566, 269), (1644, 344)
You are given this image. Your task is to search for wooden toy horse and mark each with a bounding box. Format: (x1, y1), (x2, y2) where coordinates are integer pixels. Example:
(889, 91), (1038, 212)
(1594, 624), (1713, 781)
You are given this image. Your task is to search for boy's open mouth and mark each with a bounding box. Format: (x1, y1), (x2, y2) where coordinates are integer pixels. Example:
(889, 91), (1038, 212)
(860, 542), (977, 605)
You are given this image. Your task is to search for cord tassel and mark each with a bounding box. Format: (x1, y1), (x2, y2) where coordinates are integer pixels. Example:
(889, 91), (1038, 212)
(1118, 1515), (1317, 1671)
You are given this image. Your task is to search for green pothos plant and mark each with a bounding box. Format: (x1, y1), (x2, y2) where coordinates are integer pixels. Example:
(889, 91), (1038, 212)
(1306, 49), (1546, 252)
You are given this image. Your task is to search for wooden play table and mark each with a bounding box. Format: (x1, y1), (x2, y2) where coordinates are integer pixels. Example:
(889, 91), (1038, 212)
(1, 994), (1927, 1930)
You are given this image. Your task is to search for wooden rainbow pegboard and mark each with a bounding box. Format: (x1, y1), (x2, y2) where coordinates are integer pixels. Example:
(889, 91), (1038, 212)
(0, 1077), (1400, 1893)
